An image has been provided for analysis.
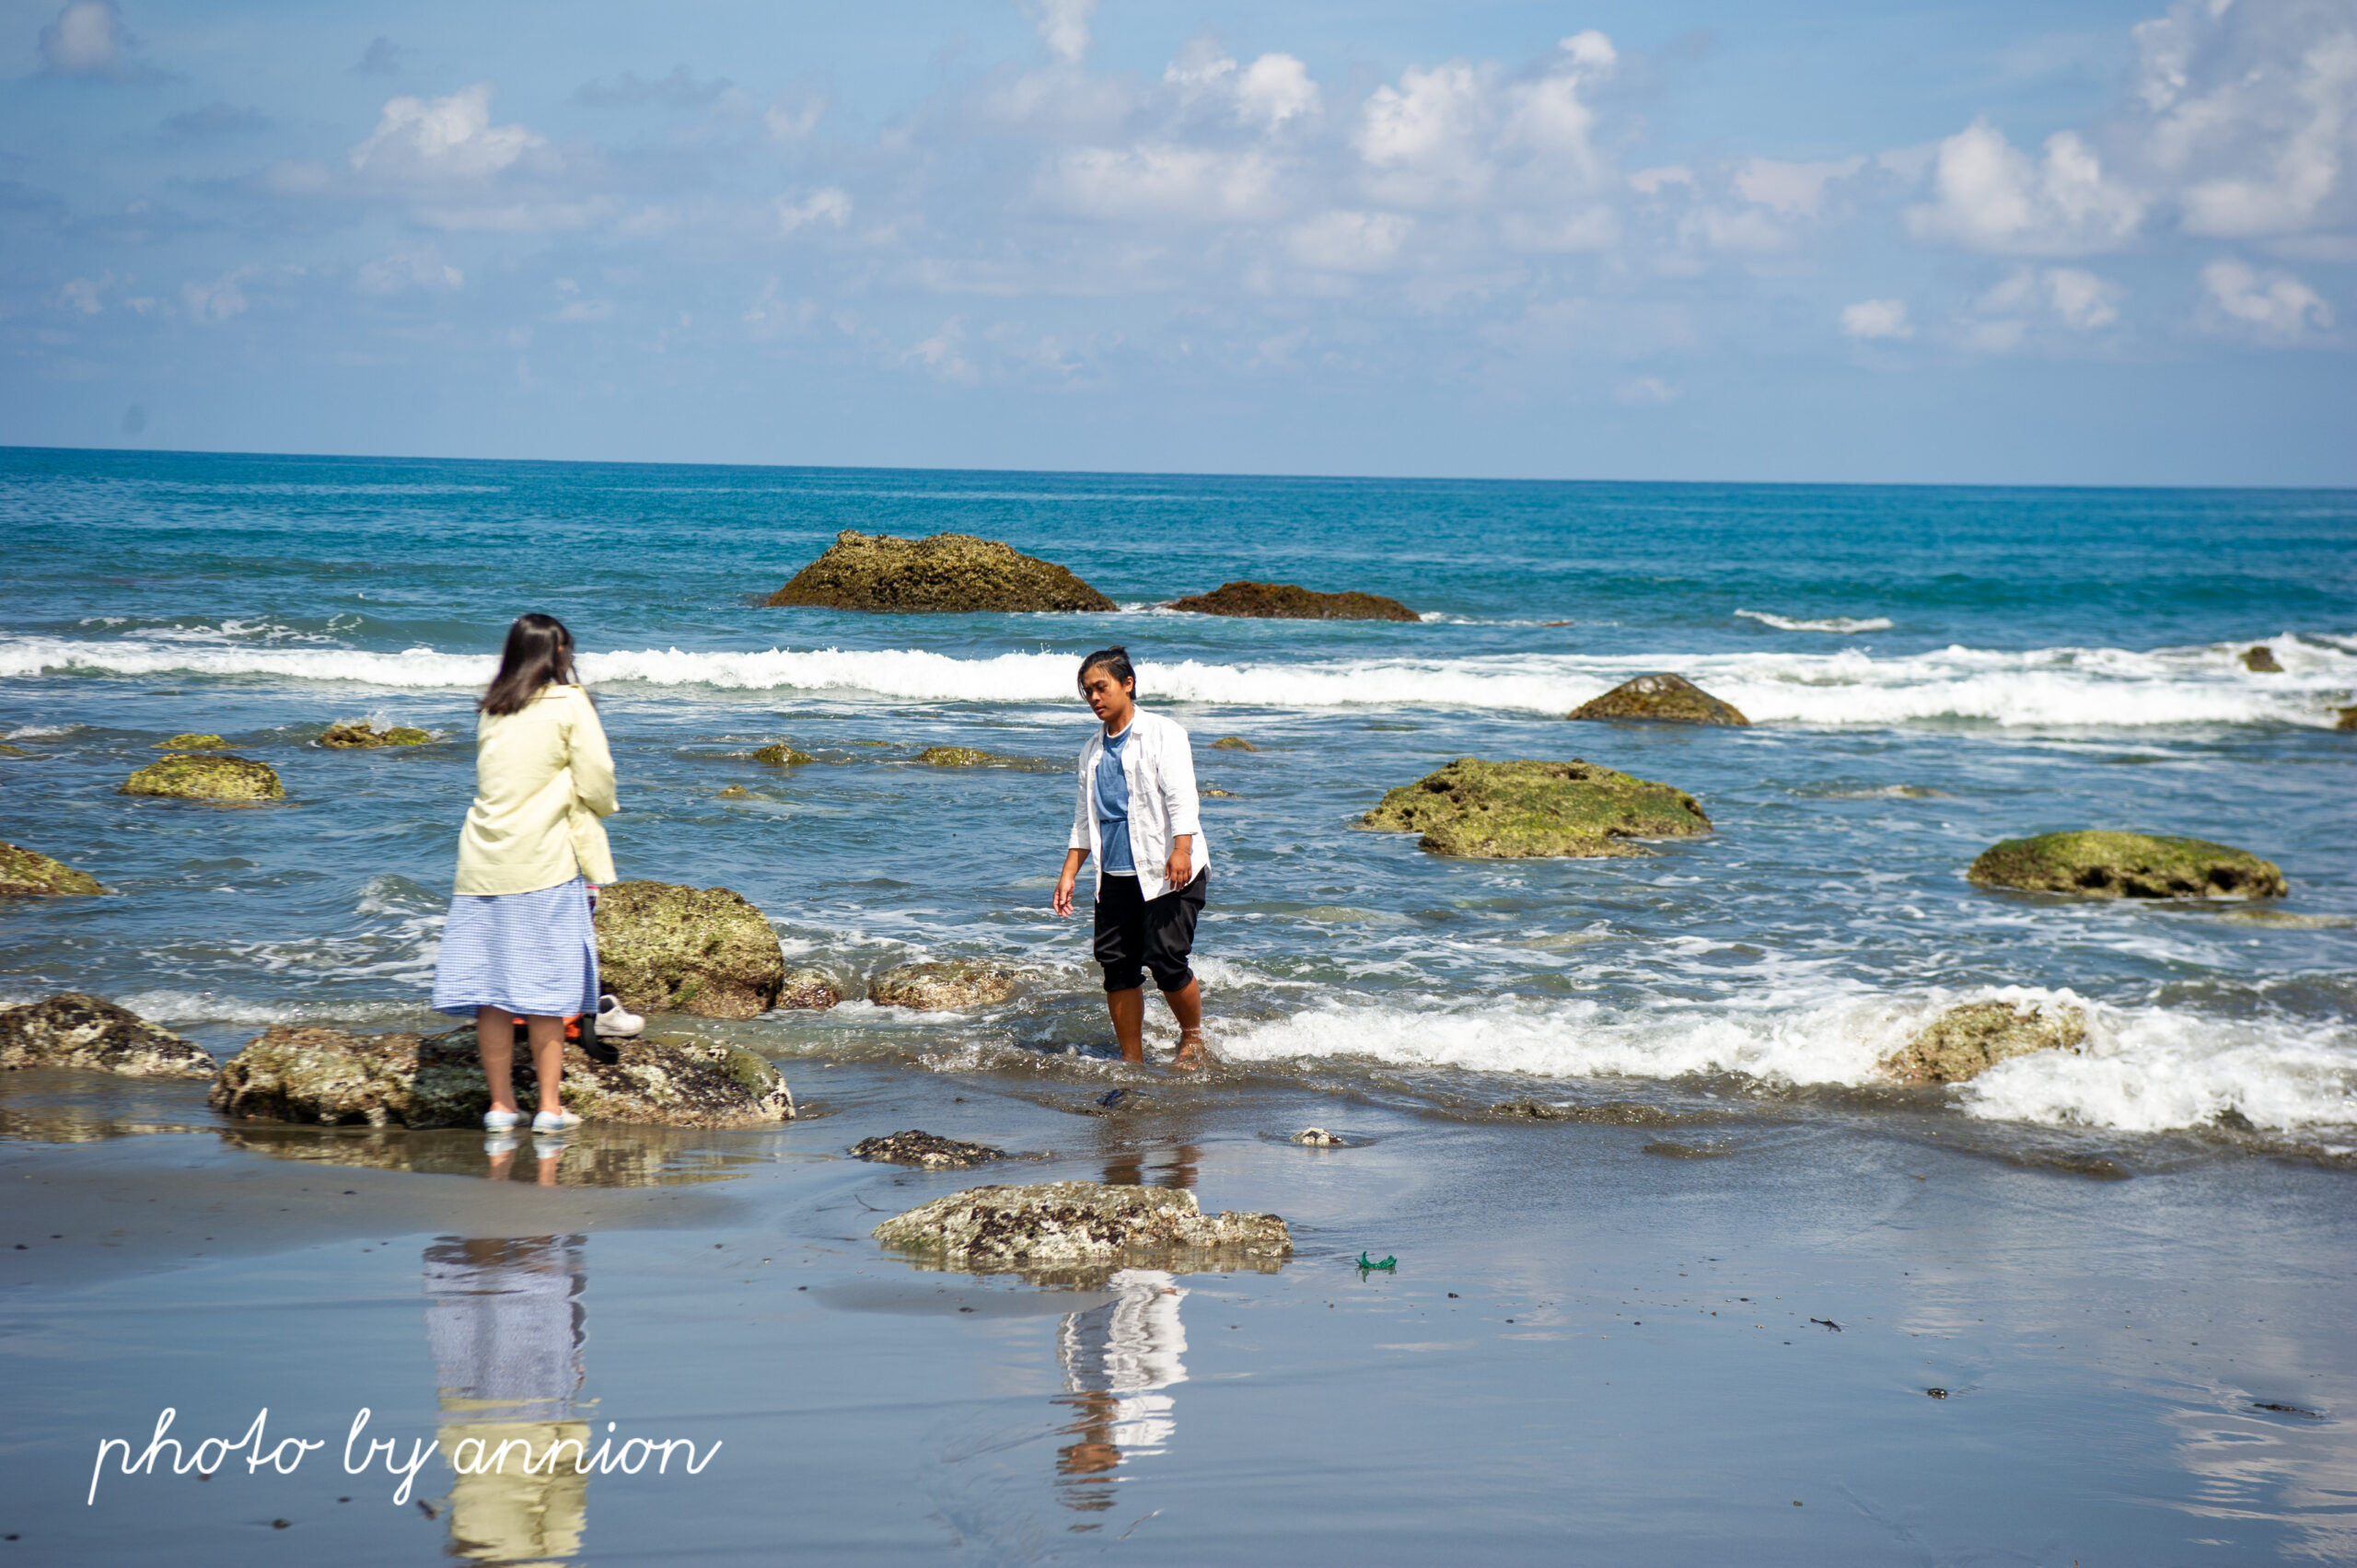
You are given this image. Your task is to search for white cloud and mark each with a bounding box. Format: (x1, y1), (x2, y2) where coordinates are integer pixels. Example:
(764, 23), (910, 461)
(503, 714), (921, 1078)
(1628, 166), (1694, 195)
(1236, 54), (1319, 129)
(1615, 375), (1678, 405)
(1734, 156), (1866, 217)
(1043, 145), (1282, 222)
(2043, 266), (2122, 328)
(59, 273), (113, 313)
(905, 317), (977, 382)
(2201, 258), (2334, 342)
(1356, 63), (1494, 206)
(39, 0), (132, 78)
(1840, 298), (1914, 339)
(776, 188), (852, 233)
(1286, 210), (1413, 271)
(181, 269), (254, 324)
(350, 84), (544, 186)
(354, 248), (463, 296)
(1907, 119), (2145, 254)
(1023, 0), (1096, 64)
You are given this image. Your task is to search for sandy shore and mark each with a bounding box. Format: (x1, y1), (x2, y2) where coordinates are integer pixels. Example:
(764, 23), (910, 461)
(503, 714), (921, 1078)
(4, 1058), (2353, 1565)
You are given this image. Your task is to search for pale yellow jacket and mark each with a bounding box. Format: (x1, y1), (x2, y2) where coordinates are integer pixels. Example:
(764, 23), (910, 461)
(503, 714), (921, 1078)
(452, 683), (619, 896)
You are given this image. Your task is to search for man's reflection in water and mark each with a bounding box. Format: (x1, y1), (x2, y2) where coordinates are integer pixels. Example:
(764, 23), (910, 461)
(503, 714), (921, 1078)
(423, 1235), (590, 1565)
(1054, 1146), (1200, 1513)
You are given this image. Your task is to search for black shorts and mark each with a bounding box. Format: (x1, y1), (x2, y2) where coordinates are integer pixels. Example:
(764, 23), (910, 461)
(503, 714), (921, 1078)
(1093, 871), (1207, 993)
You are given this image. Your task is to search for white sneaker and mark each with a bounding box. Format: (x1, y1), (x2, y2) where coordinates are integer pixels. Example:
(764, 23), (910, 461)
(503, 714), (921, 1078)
(482, 1133), (518, 1156)
(483, 1109), (522, 1131)
(532, 1109), (582, 1134)
(594, 994), (644, 1038)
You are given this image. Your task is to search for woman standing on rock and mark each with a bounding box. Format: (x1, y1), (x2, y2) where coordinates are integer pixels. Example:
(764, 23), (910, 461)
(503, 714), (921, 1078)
(1052, 646), (1212, 1068)
(431, 613), (619, 1138)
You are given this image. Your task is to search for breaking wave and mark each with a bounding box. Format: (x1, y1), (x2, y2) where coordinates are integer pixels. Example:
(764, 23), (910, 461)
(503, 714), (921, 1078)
(1736, 609), (1896, 633)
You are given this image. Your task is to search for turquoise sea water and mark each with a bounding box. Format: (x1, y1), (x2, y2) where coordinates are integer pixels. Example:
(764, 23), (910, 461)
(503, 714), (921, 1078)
(3, 446), (2353, 1160)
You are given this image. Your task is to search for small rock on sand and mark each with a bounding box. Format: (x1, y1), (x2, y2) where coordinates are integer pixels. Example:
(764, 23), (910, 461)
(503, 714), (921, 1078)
(1360, 757), (1711, 859)
(852, 1130), (1006, 1167)
(1881, 1000), (2087, 1085)
(0, 993), (215, 1078)
(765, 529), (1114, 613)
(1968, 830), (2285, 900)
(594, 880), (788, 1017)
(1167, 581), (1419, 622)
(872, 1180), (1290, 1267)
(868, 960), (1018, 1011)
(120, 754), (284, 800)
(1568, 672), (1750, 726)
(0, 841), (102, 897)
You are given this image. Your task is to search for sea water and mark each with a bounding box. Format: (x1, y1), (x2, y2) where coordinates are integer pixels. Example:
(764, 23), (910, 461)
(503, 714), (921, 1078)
(3, 447), (2351, 1162)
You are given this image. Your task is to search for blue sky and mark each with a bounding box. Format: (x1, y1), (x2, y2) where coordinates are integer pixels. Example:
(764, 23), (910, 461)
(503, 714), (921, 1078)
(4, 0), (2352, 482)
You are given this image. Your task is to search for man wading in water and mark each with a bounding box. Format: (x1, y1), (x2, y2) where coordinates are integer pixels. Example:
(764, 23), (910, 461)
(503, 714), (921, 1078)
(1053, 647), (1212, 1069)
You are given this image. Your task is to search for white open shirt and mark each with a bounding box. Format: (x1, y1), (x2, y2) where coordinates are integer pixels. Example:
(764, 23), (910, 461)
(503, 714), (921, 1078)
(1067, 708), (1211, 902)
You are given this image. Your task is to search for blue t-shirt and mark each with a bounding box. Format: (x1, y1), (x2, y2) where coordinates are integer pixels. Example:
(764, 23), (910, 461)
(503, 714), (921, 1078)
(1094, 724), (1136, 875)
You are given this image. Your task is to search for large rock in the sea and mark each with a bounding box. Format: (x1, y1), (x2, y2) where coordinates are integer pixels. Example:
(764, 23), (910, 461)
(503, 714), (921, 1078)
(873, 1180), (1291, 1268)
(1167, 580), (1419, 622)
(1359, 757), (1711, 858)
(1968, 830), (2286, 900)
(1569, 672), (1750, 726)
(1882, 1001), (2087, 1085)
(208, 1025), (793, 1128)
(765, 530), (1115, 614)
(868, 960), (1019, 1011)
(319, 719), (431, 749)
(594, 880), (786, 1017)
(121, 753), (284, 800)
(0, 841), (102, 897)
(0, 993), (215, 1078)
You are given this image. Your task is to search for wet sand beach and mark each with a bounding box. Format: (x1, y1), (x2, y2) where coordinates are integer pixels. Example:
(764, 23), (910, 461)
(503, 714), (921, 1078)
(5, 1057), (2352, 1565)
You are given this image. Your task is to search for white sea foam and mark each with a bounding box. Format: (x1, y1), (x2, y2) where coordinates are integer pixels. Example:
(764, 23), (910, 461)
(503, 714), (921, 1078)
(1213, 986), (2357, 1134)
(1736, 609), (1896, 633)
(4, 632), (2351, 728)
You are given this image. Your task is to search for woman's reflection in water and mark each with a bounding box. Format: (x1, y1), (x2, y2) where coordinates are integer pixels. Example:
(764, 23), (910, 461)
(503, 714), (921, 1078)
(423, 1233), (590, 1565)
(1056, 1147), (1200, 1513)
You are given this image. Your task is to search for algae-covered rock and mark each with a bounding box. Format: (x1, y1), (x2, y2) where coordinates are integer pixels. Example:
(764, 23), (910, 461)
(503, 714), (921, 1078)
(1968, 830), (2285, 900)
(752, 743), (813, 765)
(778, 968), (842, 1010)
(1882, 1001), (2087, 1085)
(0, 993), (215, 1078)
(1168, 580), (1419, 622)
(1201, 785), (1235, 797)
(766, 529), (1115, 613)
(914, 746), (1051, 770)
(1211, 736), (1258, 751)
(2337, 706), (2357, 732)
(210, 1025), (791, 1128)
(319, 720), (432, 749)
(868, 960), (1018, 1011)
(873, 1180), (1290, 1269)
(120, 753), (284, 800)
(853, 1130), (1006, 1168)
(2240, 645), (2283, 673)
(594, 880), (786, 1018)
(1360, 757), (1711, 859)
(0, 743), (28, 757)
(1568, 672), (1750, 726)
(0, 841), (102, 897)
(716, 784), (753, 800)
(156, 733), (228, 750)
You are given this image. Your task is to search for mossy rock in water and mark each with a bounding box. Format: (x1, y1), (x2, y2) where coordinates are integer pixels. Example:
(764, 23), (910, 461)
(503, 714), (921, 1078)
(208, 1025), (792, 1128)
(319, 720), (432, 749)
(2240, 645), (2283, 673)
(873, 1180), (1290, 1270)
(868, 960), (1019, 1011)
(778, 967), (842, 1010)
(1360, 758), (1711, 859)
(0, 993), (214, 1078)
(0, 840), (102, 897)
(1168, 580), (1418, 621)
(915, 746), (1050, 770)
(1569, 672), (1750, 726)
(766, 529), (1115, 613)
(2337, 706), (2357, 732)
(716, 784), (754, 800)
(1211, 736), (1258, 751)
(156, 732), (228, 750)
(1882, 1001), (2086, 1085)
(121, 753), (284, 800)
(594, 880), (786, 1018)
(752, 743), (813, 765)
(853, 1130), (1006, 1168)
(1968, 830), (2285, 900)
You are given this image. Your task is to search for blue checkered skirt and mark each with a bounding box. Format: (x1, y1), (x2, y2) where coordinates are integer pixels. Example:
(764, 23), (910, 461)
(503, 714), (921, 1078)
(431, 877), (600, 1019)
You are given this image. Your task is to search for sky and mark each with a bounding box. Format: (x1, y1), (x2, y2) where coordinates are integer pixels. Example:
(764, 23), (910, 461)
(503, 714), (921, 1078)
(3, 0), (2353, 484)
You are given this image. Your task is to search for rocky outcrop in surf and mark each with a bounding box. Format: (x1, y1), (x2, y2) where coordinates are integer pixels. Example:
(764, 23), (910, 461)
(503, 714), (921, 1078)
(1568, 672), (1750, 726)
(1968, 831), (2285, 900)
(916, 746), (1052, 770)
(873, 1180), (1290, 1269)
(853, 1130), (1006, 1167)
(1167, 580), (1419, 621)
(778, 968), (842, 1010)
(752, 743), (812, 765)
(765, 530), (1115, 613)
(594, 880), (786, 1018)
(209, 1024), (793, 1128)
(1211, 736), (1258, 751)
(1882, 1000), (2087, 1085)
(319, 720), (431, 749)
(155, 733), (228, 749)
(868, 960), (1019, 1011)
(2240, 645), (2283, 673)
(1360, 758), (1711, 859)
(120, 753), (284, 800)
(0, 993), (215, 1078)
(0, 841), (101, 897)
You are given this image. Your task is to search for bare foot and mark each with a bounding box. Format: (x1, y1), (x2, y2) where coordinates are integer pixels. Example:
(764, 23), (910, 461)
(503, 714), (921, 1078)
(1173, 1031), (1208, 1072)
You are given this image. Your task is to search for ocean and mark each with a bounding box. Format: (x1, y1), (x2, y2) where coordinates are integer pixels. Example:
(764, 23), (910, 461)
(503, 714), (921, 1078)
(4, 445), (2353, 1164)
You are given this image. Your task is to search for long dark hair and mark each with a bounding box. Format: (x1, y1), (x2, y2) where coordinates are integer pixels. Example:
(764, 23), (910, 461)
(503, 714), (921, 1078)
(1077, 645), (1135, 695)
(481, 613), (581, 716)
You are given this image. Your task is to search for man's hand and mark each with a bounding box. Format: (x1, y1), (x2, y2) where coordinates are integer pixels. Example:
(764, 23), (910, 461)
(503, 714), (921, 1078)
(1053, 875), (1076, 917)
(1164, 840), (1192, 889)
